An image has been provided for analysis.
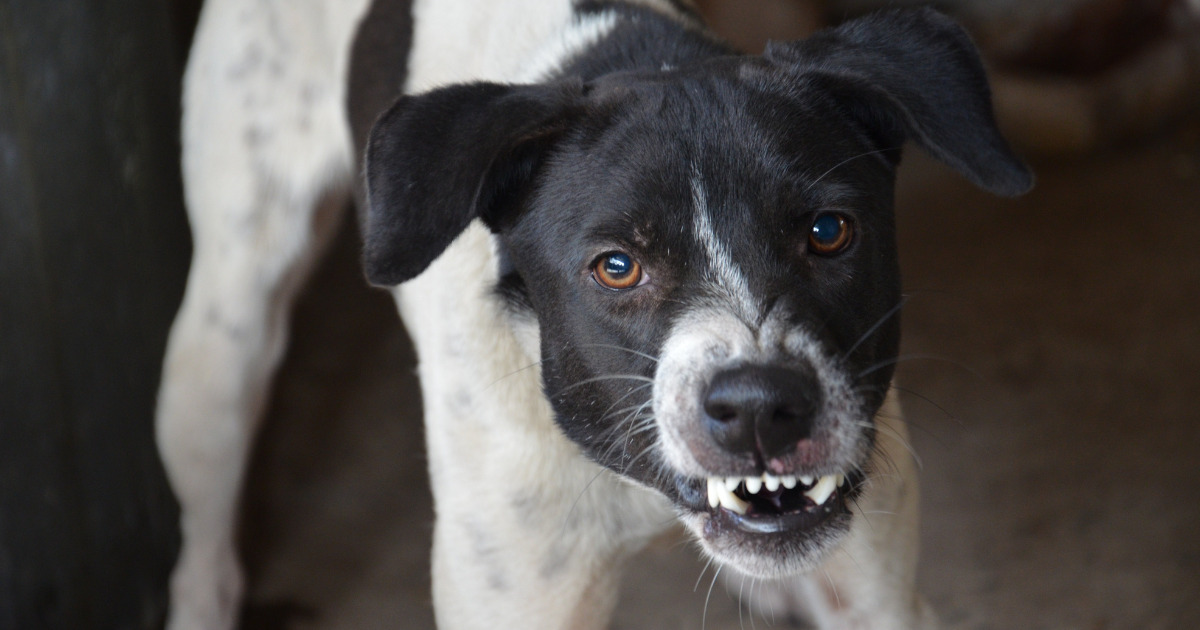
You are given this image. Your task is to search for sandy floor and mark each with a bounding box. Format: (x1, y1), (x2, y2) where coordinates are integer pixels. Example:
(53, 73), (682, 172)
(236, 123), (1200, 629)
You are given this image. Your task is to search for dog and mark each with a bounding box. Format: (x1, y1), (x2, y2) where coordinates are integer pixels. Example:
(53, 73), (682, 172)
(156, 0), (1032, 628)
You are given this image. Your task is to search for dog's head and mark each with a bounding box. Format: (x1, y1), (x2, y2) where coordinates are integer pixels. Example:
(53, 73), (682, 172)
(363, 9), (1030, 578)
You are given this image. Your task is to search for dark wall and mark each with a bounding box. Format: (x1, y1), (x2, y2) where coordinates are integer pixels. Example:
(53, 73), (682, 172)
(0, 0), (198, 627)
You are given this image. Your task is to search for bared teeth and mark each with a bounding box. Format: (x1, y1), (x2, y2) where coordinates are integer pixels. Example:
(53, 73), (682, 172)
(706, 472), (847, 513)
(803, 475), (839, 506)
(707, 477), (749, 514)
(763, 474), (781, 492)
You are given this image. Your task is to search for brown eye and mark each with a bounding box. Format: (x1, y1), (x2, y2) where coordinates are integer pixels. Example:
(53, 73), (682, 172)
(593, 252), (643, 290)
(808, 213), (854, 255)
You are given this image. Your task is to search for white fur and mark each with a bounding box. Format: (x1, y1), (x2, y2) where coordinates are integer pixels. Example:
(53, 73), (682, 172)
(159, 1), (369, 628)
(163, 0), (932, 628)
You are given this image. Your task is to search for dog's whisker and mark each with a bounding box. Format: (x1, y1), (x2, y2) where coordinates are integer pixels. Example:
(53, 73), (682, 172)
(596, 404), (654, 432)
(576, 343), (660, 364)
(600, 397), (654, 425)
(702, 565), (723, 630)
(870, 442), (906, 479)
(620, 439), (667, 479)
(561, 468), (608, 541)
(736, 573), (746, 630)
(749, 577), (760, 630)
(556, 373), (655, 395)
(483, 360), (543, 389)
(610, 421), (658, 463)
(855, 353), (987, 384)
(853, 352), (979, 382)
(849, 495), (879, 536)
(802, 146), (899, 193)
(840, 297), (908, 361)
(694, 556), (715, 592)
(855, 420), (923, 470)
(821, 567), (842, 611)
(598, 384), (653, 421)
(764, 577), (776, 626)
(622, 421), (658, 439)
(887, 384), (962, 426)
(606, 422), (655, 463)
(607, 418), (656, 465)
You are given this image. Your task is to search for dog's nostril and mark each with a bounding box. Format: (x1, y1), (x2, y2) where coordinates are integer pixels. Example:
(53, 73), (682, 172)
(704, 402), (740, 424)
(772, 407), (803, 424)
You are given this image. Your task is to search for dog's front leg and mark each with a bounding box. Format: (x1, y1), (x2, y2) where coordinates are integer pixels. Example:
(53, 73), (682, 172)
(157, 1), (368, 628)
(730, 396), (938, 630)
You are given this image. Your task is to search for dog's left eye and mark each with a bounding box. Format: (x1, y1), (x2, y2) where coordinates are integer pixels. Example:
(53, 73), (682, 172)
(808, 212), (855, 255)
(592, 252), (644, 290)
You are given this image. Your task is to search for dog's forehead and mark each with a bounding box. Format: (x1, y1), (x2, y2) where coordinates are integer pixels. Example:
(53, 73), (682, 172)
(586, 69), (876, 192)
(540, 71), (880, 244)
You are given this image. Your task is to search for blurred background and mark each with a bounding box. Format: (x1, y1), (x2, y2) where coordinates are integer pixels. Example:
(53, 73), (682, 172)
(1, 0), (1197, 628)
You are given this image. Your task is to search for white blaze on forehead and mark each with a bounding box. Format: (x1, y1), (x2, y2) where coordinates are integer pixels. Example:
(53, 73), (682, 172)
(690, 172), (759, 322)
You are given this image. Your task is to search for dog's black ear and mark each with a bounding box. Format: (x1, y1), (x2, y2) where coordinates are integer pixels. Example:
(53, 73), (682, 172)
(363, 81), (582, 286)
(764, 8), (1033, 197)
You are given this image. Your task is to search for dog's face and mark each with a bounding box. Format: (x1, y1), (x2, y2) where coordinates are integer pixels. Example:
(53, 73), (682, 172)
(496, 66), (904, 575)
(364, 9), (1030, 578)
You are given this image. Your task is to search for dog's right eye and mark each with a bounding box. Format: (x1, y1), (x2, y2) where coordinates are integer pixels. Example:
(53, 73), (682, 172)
(592, 252), (644, 290)
(808, 212), (855, 256)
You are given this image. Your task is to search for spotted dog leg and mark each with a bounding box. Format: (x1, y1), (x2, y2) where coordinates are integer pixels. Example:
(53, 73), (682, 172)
(156, 1), (369, 628)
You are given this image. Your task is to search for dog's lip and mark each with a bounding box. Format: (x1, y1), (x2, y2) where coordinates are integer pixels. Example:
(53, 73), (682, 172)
(714, 495), (845, 534)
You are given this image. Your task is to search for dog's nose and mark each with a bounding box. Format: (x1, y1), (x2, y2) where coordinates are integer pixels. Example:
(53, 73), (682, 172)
(703, 365), (822, 459)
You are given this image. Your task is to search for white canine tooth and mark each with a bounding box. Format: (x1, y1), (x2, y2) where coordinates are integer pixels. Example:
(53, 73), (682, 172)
(763, 474), (780, 492)
(781, 475), (797, 489)
(716, 483), (749, 514)
(744, 476), (763, 494)
(800, 475), (814, 487)
(725, 477), (741, 492)
(835, 473), (846, 489)
(804, 475), (839, 506)
(707, 478), (720, 509)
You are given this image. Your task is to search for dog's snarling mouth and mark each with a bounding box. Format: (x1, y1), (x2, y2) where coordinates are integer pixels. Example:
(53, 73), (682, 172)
(699, 470), (860, 534)
(661, 466), (865, 577)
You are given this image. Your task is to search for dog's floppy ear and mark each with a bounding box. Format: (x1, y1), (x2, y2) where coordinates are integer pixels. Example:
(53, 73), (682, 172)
(764, 8), (1033, 197)
(363, 81), (583, 285)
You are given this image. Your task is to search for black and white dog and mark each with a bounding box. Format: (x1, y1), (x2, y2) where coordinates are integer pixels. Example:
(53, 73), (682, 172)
(157, 0), (1031, 628)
